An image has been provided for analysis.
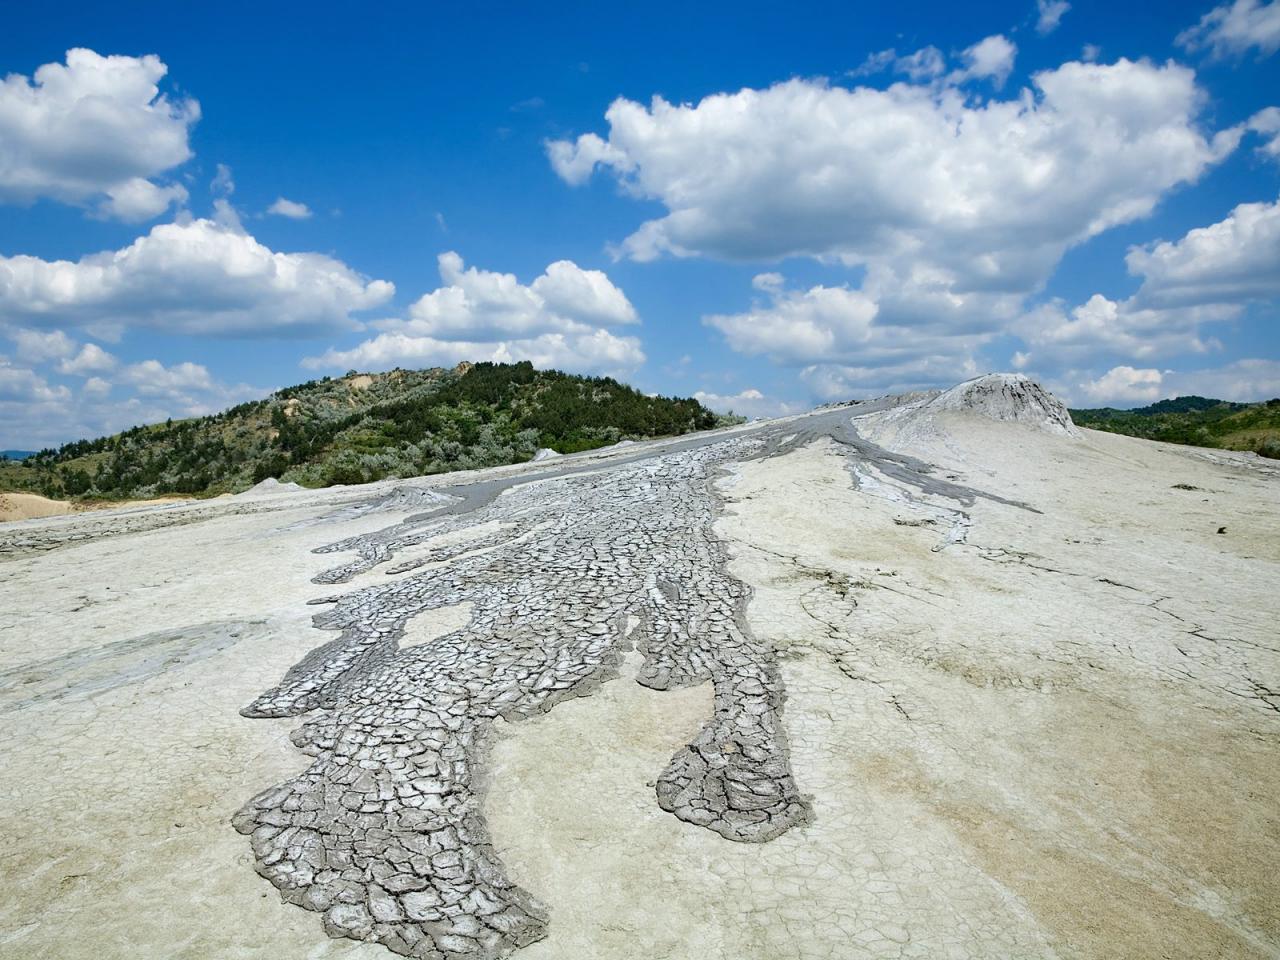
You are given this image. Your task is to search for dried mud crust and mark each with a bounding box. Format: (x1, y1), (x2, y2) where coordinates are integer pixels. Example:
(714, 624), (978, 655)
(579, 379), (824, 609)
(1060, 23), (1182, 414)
(233, 411), (1017, 959)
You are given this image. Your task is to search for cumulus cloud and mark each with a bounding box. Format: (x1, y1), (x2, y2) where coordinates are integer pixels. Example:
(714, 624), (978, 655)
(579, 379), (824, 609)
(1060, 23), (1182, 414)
(1125, 194), (1280, 307)
(211, 163), (235, 196)
(801, 356), (983, 400)
(1018, 196), (1280, 367)
(705, 276), (991, 397)
(58, 343), (118, 376)
(1249, 107), (1280, 158)
(1070, 359), (1280, 406)
(546, 55), (1252, 397)
(1168, 358), (1280, 400)
(1076, 365), (1166, 404)
(704, 282), (881, 364)
(1036, 0), (1071, 35)
(0, 355), (70, 404)
(548, 58), (1242, 329)
(267, 197), (313, 219)
(303, 329), (644, 377)
(9, 328), (76, 363)
(1176, 0), (1280, 58)
(82, 376), (112, 399)
(546, 133), (631, 186)
(530, 258), (638, 327)
(389, 252), (638, 340)
(0, 48), (198, 221)
(0, 217), (394, 336)
(0, 353), (263, 449)
(953, 35), (1017, 87)
(304, 253), (643, 377)
(120, 358), (215, 396)
(1015, 295), (1221, 367)
(692, 388), (804, 419)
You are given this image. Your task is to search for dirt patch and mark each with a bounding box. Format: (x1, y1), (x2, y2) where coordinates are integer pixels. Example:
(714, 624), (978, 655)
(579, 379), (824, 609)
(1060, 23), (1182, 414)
(0, 492), (195, 523)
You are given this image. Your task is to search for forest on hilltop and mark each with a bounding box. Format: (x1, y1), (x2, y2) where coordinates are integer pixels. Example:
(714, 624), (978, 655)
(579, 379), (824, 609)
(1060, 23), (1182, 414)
(0, 362), (736, 501)
(1070, 396), (1280, 458)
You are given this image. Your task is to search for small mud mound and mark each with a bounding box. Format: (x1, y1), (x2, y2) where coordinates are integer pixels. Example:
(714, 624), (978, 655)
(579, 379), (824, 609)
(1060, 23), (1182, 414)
(925, 373), (1080, 437)
(244, 477), (305, 496)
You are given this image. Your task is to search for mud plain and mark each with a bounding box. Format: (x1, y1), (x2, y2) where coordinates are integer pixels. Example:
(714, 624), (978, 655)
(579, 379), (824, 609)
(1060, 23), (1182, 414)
(1, 378), (1277, 960)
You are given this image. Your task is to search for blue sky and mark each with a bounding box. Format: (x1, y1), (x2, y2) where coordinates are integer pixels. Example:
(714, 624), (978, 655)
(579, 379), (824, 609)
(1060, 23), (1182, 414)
(0, 0), (1278, 448)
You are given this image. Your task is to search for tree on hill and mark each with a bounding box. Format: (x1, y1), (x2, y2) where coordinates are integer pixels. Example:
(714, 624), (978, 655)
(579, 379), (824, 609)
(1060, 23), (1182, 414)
(6, 362), (737, 501)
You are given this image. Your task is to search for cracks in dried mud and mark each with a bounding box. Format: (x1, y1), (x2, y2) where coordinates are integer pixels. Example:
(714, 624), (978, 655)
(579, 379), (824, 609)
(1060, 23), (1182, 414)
(232, 412), (1034, 959)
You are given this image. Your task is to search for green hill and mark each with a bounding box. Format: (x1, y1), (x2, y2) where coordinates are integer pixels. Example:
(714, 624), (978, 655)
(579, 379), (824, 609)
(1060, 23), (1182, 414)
(0, 361), (736, 502)
(1070, 396), (1280, 459)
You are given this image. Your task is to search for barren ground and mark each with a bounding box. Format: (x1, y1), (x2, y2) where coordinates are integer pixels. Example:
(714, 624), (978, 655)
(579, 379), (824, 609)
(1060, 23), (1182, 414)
(1, 388), (1276, 960)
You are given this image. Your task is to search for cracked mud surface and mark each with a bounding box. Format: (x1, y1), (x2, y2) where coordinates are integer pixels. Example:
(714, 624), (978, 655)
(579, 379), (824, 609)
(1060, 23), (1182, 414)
(3, 394), (1278, 960)
(231, 410), (1014, 959)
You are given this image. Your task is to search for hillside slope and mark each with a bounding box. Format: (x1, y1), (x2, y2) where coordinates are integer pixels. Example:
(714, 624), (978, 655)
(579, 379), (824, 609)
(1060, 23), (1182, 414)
(1070, 395), (1280, 458)
(0, 361), (730, 501)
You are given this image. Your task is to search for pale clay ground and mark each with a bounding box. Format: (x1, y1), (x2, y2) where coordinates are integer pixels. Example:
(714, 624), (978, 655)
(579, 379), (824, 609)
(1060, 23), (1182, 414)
(0, 490), (197, 524)
(0, 406), (1277, 959)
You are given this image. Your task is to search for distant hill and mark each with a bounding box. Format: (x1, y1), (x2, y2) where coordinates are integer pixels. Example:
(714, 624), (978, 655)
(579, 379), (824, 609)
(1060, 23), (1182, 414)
(0, 361), (735, 502)
(1070, 396), (1280, 459)
(1, 450), (35, 461)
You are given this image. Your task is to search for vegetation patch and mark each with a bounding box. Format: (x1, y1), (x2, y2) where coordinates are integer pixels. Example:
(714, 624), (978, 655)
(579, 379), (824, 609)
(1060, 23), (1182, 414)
(1070, 396), (1280, 460)
(3, 362), (738, 501)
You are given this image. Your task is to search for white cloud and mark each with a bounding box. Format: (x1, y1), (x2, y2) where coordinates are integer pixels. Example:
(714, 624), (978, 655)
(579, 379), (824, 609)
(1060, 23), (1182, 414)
(1020, 195), (1280, 367)
(552, 52), (1273, 404)
(1068, 359), (1280, 406)
(1249, 107), (1280, 158)
(0, 356), (70, 404)
(9, 328), (75, 363)
(1176, 0), (1280, 58)
(1076, 365), (1166, 404)
(0, 48), (198, 221)
(530, 258), (638, 327)
(97, 178), (188, 222)
(1125, 194), (1280, 307)
(1168, 358), (1280, 400)
(1036, 0), (1071, 35)
(848, 49), (898, 78)
(0, 217), (394, 336)
(705, 277), (991, 397)
(1020, 297), (1216, 367)
(549, 59), (1241, 325)
(704, 283), (880, 364)
(801, 356), (983, 400)
(267, 197), (313, 219)
(82, 376), (112, 398)
(304, 254), (644, 377)
(58, 343), (117, 375)
(120, 359), (214, 396)
(954, 35), (1017, 87)
(850, 46), (946, 81)
(0, 353), (264, 449)
(303, 329), (643, 377)
(692, 388), (803, 419)
(211, 163), (235, 196)
(388, 252), (637, 340)
(752, 272), (784, 293)
(546, 133), (631, 186)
